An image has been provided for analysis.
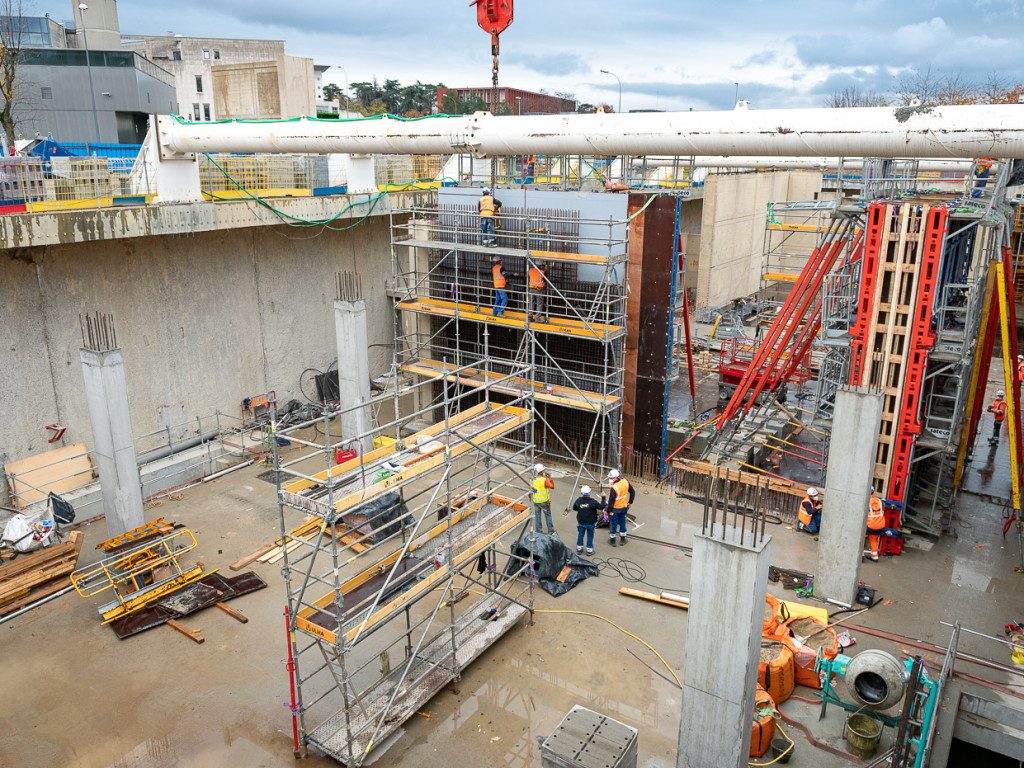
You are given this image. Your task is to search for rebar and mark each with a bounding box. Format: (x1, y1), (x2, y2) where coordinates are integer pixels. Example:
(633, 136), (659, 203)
(79, 311), (118, 352)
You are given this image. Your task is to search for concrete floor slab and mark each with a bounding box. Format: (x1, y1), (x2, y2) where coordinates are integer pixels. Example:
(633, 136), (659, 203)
(2, 440), (1023, 768)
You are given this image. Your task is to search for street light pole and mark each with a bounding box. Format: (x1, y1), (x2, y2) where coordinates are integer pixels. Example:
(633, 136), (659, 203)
(78, 3), (101, 142)
(734, 82), (740, 105)
(515, 96), (521, 115)
(600, 69), (622, 114)
(335, 64), (350, 116)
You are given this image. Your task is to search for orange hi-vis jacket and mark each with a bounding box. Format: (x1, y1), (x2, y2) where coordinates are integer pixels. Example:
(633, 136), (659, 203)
(1018, 361), (1024, 382)
(993, 397), (1008, 422)
(529, 266), (545, 290)
(798, 497), (817, 526)
(867, 494), (885, 531)
(479, 195), (495, 218)
(611, 478), (630, 509)
(492, 264), (506, 288)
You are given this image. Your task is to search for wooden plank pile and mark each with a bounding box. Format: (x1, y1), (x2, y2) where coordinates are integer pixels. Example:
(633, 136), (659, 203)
(230, 516), (370, 571)
(0, 531), (84, 616)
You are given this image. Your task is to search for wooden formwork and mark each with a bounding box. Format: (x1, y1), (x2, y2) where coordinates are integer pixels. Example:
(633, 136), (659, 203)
(852, 203), (935, 498)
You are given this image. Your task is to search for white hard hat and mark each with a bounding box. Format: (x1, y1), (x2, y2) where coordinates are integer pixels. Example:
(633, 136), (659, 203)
(998, 390), (1006, 397)
(807, 487), (818, 497)
(1018, 355), (1022, 361)
(581, 485), (592, 495)
(482, 187), (491, 194)
(534, 463), (545, 474)
(608, 469), (620, 480)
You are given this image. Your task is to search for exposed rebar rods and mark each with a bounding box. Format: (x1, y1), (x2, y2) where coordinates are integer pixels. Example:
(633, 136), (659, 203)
(80, 311), (118, 352)
(336, 271), (362, 302)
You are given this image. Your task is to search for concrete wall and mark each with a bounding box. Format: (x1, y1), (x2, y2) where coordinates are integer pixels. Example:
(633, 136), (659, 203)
(0, 215), (397, 461)
(696, 170), (822, 309)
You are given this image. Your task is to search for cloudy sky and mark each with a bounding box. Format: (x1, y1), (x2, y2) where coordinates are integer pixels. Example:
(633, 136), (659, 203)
(113, 0), (1024, 111)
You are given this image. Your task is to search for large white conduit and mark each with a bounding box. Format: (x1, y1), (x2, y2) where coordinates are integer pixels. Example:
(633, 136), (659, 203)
(157, 105), (1024, 159)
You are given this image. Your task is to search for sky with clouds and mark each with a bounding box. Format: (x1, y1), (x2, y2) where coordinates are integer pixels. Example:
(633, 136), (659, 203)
(111, 0), (1024, 111)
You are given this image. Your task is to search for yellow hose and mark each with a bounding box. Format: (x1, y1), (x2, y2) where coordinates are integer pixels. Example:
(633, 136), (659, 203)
(748, 721), (794, 766)
(534, 609), (681, 687)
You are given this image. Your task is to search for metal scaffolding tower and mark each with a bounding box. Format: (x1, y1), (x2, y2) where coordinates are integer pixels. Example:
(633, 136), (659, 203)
(389, 194), (628, 487)
(273, 372), (537, 765)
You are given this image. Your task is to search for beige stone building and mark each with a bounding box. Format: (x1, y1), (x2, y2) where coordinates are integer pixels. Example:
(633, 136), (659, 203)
(121, 34), (286, 121)
(211, 55), (316, 120)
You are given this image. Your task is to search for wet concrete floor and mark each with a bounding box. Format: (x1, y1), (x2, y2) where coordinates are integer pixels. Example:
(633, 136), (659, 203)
(2, 431), (1024, 767)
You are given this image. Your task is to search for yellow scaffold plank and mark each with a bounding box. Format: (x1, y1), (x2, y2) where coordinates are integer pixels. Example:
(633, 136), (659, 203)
(396, 297), (623, 340)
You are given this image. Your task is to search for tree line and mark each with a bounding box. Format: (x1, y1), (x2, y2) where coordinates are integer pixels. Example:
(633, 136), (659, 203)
(322, 77), (604, 117)
(826, 69), (1024, 108)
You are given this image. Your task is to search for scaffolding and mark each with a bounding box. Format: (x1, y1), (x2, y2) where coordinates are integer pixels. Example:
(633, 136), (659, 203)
(274, 372), (537, 765)
(758, 200), (837, 319)
(389, 196), (628, 482)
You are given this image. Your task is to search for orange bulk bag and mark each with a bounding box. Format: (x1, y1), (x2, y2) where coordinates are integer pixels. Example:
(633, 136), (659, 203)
(781, 615), (838, 689)
(758, 638), (795, 703)
(763, 594), (781, 634)
(750, 686), (777, 758)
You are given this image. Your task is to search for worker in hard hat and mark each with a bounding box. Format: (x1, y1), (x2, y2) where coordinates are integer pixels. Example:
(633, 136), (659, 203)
(572, 485), (606, 556)
(606, 469), (635, 547)
(988, 390), (1008, 445)
(864, 487), (885, 562)
(796, 487), (821, 534)
(528, 260), (549, 323)
(479, 187), (502, 246)
(532, 463), (556, 535)
(492, 256), (509, 317)
(1018, 355), (1023, 386)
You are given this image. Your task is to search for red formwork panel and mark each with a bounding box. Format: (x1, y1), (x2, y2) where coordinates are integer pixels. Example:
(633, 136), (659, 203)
(886, 206), (949, 507)
(849, 204), (887, 385)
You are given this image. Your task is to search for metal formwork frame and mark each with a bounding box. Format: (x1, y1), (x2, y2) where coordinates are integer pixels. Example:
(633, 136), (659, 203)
(274, 369), (537, 765)
(388, 199), (628, 482)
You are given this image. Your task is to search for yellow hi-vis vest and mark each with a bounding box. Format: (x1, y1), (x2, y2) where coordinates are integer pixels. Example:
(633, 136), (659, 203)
(480, 195), (495, 218)
(532, 476), (551, 503)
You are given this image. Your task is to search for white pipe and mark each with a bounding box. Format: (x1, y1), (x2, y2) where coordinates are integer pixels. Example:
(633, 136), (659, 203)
(158, 105), (1024, 159)
(630, 156), (973, 171)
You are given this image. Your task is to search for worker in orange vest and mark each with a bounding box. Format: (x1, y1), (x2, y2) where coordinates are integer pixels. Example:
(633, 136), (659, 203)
(863, 487), (885, 562)
(988, 389), (1007, 445)
(479, 187), (502, 246)
(1018, 355), (1023, 386)
(492, 256), (509, 317)
(972, 158), (995, 197)
(796, 487), (821, 534)
(606, 469), (635, 546)
(528, 261), (548, 322)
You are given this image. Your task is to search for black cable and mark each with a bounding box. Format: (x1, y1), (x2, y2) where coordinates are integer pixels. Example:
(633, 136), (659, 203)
(592, 556), (690, 595)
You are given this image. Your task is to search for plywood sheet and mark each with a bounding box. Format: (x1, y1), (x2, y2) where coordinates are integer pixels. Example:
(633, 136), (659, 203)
(5, 442), (94, 507)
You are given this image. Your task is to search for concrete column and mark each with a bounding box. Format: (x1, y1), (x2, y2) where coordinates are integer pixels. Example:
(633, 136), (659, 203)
(335, 299), (372, 451)
(80, 347), (145, 538)
(815, 386), (884, 605)
(677, 524), (772, 768)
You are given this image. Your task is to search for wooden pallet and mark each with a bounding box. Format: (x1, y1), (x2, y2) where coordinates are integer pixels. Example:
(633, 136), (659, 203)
(0, 531), (84, 615)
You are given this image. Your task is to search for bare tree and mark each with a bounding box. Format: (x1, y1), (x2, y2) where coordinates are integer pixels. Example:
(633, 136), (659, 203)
(0, 0), (28, 146)
(892, 67), (978, 106)
(980, 72), (1024, 104)
(824, 87), (887, 108)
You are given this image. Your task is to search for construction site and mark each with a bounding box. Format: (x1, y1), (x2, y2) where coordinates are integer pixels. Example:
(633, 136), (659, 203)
(6, 5), (1024, 768)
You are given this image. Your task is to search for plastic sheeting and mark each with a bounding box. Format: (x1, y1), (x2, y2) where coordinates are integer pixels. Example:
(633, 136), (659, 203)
(343, 491), (413, 544)
(507, 532), (599, 597)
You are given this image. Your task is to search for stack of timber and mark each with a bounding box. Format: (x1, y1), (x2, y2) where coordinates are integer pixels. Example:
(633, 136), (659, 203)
(669, 458), (805, 521)
(230, 516), (370, 571)
(0, 531), (84, 616)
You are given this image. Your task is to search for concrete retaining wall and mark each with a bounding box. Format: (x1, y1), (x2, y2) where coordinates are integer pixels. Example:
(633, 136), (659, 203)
(1, 215), (398, 461)
(697, 170), (822, 309)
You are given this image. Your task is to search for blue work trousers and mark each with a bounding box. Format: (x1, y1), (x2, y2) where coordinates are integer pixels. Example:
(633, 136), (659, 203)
(609, 509), (628, 536)
(494, 289), (508, 315)
(481, 217), (495, 244)
(576, 524), (595, 549)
